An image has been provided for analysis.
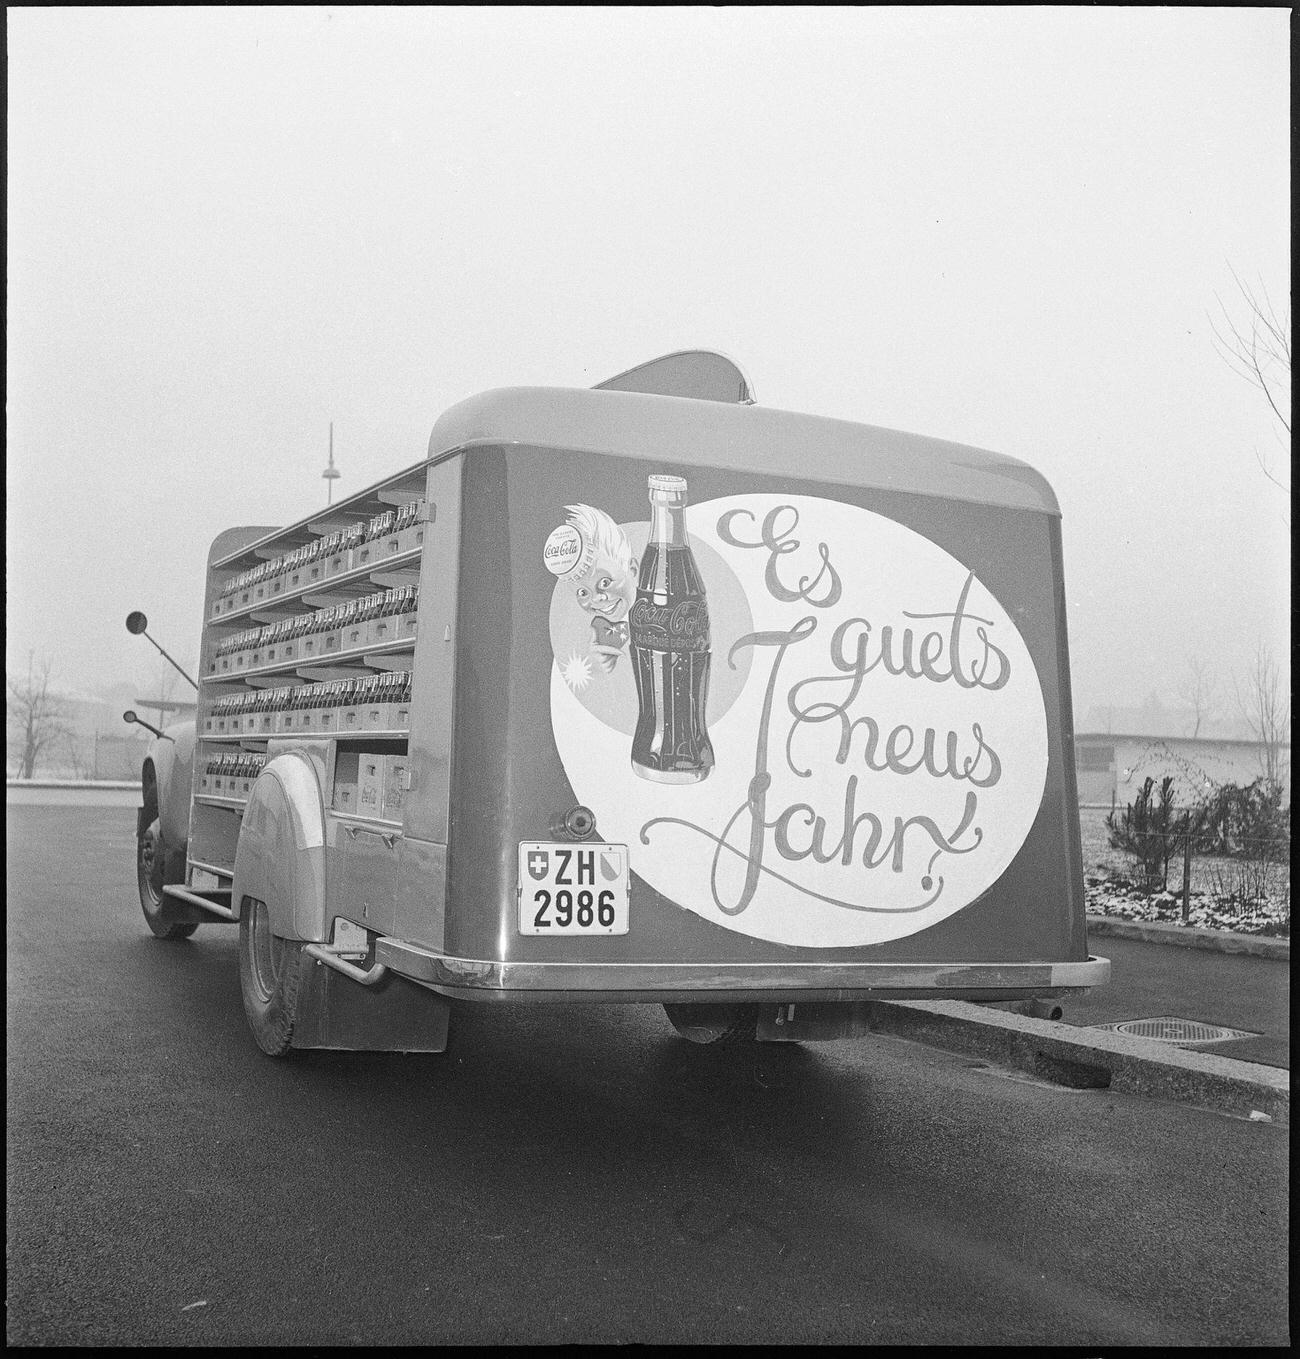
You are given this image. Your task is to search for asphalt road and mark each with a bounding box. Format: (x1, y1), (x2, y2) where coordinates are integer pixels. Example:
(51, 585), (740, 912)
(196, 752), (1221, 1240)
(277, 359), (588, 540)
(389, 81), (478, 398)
(6, 805), (1291, 1346)
(1062, 934), (1290, 1068)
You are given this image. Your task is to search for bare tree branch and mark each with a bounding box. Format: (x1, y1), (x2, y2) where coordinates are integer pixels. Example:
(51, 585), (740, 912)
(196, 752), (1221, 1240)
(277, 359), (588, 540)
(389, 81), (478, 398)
(1209, 269), (1292, 497)
(1233, 643), (1291, 791)
(6, 653), (73, 779)
(1178, 656), (1217, 739)
(1254, 444), (1290, 495)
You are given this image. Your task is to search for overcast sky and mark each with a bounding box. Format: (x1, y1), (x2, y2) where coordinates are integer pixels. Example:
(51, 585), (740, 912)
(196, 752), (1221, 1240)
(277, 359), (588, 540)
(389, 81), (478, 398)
(6, 6), (1290, 728)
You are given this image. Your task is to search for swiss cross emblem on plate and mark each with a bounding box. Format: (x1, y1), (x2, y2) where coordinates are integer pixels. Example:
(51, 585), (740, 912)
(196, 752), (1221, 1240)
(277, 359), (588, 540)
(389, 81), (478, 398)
(527, 850), (550, 880)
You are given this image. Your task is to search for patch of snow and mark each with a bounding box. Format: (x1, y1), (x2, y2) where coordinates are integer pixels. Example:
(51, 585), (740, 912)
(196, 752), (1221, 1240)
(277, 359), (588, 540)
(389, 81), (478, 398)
(1084, 873), (1289, 938)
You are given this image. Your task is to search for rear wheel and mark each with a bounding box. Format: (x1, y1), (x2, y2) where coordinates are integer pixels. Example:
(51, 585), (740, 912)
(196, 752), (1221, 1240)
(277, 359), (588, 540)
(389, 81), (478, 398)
(137, 808), (197, 940)
(238, 897), (306, 1057)
(663, 1003), (759, 1046)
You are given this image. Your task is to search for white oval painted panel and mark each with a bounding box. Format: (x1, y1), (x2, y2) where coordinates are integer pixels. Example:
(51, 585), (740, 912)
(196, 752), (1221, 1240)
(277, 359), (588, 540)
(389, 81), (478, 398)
(545, 491), (1048, 948)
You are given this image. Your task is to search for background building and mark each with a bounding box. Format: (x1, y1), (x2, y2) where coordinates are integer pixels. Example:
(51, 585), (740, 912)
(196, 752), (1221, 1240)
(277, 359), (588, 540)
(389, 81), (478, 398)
(1075, 733), (1291, 808)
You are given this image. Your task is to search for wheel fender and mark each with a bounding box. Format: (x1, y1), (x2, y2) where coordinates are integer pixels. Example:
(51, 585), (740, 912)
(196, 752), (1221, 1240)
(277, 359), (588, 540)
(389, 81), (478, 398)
(148, 719), (197, 852)
(233, 752), (328, 943)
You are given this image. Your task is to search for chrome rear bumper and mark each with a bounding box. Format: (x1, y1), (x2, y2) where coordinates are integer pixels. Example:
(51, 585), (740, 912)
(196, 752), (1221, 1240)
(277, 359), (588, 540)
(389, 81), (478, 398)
(374, 940), (1111, 1005)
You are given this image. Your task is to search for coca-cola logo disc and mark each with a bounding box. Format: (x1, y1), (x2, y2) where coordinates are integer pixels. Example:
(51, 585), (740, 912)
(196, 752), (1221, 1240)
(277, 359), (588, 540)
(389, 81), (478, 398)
(546, 490), (1049, 948)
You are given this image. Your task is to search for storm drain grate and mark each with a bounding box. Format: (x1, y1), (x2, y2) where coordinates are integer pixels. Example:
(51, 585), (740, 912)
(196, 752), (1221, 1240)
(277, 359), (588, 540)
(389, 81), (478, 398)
(1094, 1016), (1260, 1046)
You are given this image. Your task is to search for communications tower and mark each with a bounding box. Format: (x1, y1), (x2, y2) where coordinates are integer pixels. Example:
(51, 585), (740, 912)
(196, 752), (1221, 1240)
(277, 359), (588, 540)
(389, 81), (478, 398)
(322, 421), (341, 504)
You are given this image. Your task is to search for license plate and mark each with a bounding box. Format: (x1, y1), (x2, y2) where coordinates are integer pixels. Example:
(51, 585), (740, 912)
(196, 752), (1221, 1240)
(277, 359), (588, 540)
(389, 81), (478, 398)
(517, 843), (630, 935)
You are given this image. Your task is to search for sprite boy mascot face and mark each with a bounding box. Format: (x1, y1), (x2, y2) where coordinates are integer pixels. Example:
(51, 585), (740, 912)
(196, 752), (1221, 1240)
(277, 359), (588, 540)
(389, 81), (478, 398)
(565, 504), (638, 625)
(564, 505), (638, 673)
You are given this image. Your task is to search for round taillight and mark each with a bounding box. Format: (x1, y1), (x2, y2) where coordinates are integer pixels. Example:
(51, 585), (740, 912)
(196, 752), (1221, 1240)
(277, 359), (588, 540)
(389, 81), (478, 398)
(563, 805), (596, 839)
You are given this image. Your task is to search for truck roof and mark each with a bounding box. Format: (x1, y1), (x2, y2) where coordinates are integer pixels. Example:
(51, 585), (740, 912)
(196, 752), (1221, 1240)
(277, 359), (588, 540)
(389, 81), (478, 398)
(428, 385), (1060, 517)
(214, 381), (1061, 569)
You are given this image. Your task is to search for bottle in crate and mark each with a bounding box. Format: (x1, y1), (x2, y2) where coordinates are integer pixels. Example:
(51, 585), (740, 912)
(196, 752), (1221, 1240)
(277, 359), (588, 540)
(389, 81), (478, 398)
(281, 545), (302, 592)
(264, 549), (285, 599)
(267, 686), (286, 734)
(281, 615), (299, 662)
(297, 681), (317, 731)
(336, 599), (357, 653)
(368, 590), (391, 644)
(320, 530), (342, 577)
(281, 684), (299, 732)
(354, 673), (375, 730)
(247, 624), (264, 670)
(317, 680), (336, 732)
(361, 590), (385, 648)
(340, 601), (358, 650)
(338, 522), (364, 576)
(319, 604), (341, 655)
(373, 672), (389, 728)
(355, 510), (397, 568)
(310, 680), (329, 727)
(302, 608), (325, 659)
(393, 498), (422, 554)
(304, 681), (322, 730)
(399, 584), (419, 639)
(301, 536), (324, 586)
(340, 674), (363, 732)
(390, 670), (403, 726)
(379, 673), (396, 730)
(412, 499), (427, 552)
(256, 689), (270, 734)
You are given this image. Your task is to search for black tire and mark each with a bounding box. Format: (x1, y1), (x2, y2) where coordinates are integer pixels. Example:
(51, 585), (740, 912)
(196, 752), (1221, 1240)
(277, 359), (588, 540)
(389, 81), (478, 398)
(238, 897), (306, 1057)
(137, 809), (198, 941)
(663, 1003), (760, 1046)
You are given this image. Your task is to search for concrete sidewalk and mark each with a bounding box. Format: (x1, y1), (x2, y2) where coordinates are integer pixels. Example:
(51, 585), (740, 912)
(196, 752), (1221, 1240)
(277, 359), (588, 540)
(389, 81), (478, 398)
(868, 922), (1290, 1124)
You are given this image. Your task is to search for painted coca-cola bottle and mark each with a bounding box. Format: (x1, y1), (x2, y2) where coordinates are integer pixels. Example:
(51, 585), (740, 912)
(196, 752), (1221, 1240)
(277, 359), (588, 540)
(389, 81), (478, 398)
(630, 474), (714, 782)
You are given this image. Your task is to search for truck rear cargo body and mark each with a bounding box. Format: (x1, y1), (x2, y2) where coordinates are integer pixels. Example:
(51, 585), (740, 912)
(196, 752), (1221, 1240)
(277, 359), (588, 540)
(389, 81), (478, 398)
(134, 353), (1106, 1055)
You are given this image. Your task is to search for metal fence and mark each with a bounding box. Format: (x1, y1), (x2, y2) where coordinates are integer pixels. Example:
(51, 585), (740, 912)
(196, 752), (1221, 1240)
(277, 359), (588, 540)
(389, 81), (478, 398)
(1077, 806), (1290, 919)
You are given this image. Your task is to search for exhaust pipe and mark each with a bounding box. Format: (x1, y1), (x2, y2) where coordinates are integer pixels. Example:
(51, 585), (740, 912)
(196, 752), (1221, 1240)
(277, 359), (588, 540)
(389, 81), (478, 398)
(1022, 997), (1064, 1021)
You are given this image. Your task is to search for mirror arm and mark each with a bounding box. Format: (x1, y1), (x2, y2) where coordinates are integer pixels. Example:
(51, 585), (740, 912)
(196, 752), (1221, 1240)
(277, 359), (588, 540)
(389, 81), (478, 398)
(123, 712), (172, 742)
(141, 634), (199, 692)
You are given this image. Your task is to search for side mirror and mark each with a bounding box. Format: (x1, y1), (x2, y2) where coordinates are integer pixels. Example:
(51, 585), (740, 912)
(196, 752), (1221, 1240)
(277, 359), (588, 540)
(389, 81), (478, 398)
(123, 709), (171, 741)
(123, 609), (198, 691)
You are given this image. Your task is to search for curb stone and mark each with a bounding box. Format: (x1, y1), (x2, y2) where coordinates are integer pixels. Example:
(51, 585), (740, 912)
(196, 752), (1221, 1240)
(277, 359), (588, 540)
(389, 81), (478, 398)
(6, 779), (139, 790)
(1085, 914), (1289, 959)
(864, 998), (1289, 1125)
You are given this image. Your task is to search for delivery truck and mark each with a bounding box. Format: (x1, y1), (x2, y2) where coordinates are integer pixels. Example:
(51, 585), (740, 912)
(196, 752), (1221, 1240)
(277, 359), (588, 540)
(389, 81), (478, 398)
(130, 350), (1108, 1055)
